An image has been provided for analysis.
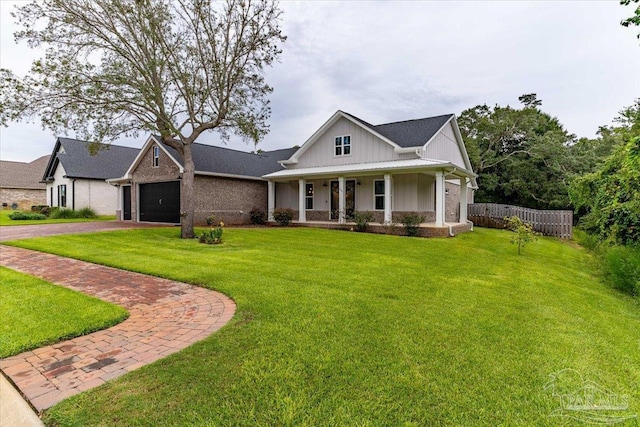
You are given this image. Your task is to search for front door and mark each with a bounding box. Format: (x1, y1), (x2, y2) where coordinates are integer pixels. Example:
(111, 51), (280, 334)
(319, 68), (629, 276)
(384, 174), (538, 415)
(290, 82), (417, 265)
(122, 186), (132, 220)
(330, 180), (355, 220)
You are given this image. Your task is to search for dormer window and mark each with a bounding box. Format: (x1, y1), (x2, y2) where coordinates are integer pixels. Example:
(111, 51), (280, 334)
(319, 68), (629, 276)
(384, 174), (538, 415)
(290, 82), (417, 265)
(152, 146), (160, 168)
(335, 135), (351, 156)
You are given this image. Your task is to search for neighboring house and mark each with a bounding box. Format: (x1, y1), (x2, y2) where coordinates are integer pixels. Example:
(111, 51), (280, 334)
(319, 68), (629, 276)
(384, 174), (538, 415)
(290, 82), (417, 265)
(42, 138), (139, 215)
(0, 155), (50, 210)
(263, 111), (477, 229)
(108, 135), (296, 224)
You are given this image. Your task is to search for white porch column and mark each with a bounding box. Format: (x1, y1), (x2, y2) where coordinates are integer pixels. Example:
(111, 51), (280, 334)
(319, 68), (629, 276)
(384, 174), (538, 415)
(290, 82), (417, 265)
(435, 171), (445, 227)
(384, 173), (392, 224)
(459, 177), (468, 223)
(338, 176), (345, 224)
(298, 179), (306, 223)
(267, 181), (275, 222)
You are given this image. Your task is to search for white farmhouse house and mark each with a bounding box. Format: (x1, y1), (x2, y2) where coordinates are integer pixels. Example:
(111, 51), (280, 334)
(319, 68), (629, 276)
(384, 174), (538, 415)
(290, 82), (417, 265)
(263, 111), (477, 232)
(42, 138), (139, 215)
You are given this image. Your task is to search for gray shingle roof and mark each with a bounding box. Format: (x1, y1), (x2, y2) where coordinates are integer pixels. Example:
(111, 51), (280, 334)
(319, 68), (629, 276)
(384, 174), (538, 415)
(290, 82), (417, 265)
(342, 111), (454, 148)
(43, 138), (140, 180)
(0, 155), (50, 189)
(162, 142), (296, 178)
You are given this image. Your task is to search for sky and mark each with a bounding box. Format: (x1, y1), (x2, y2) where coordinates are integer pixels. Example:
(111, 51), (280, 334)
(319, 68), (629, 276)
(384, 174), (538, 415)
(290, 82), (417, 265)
(0, 0), (639, 162)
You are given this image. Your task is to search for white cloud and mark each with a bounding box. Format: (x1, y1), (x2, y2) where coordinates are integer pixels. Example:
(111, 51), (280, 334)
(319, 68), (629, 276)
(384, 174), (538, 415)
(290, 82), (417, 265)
(1, 0), (638, 161)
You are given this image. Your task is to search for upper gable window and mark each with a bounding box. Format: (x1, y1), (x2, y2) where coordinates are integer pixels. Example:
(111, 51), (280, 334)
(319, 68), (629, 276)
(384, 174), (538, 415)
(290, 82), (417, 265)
(152, 146), (160, 168)
(334, 135), (351, 157)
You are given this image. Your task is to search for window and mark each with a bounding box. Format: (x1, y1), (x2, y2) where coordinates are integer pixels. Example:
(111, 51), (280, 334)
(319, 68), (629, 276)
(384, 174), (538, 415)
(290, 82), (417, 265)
(334, 135), (351, 156)
(152, 146), (160, 167)
(58, 184), (67, 207)
(374, 180), (385, 210)
(305, 183), (314, 210)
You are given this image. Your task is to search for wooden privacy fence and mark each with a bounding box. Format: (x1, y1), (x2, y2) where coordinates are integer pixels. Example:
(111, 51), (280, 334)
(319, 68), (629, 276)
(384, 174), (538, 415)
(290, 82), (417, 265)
(468, 203), (573, 238)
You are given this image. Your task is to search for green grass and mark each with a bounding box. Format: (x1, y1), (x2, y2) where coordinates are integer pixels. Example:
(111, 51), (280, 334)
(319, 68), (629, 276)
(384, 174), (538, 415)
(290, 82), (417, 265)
(0, 210), (116, 226)
(0, 267), (128, 358)
(6, 228), (640, 426)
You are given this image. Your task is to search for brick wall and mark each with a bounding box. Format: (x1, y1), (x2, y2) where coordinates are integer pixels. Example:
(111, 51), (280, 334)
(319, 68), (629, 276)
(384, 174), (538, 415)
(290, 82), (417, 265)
(0, 188), (46, 210)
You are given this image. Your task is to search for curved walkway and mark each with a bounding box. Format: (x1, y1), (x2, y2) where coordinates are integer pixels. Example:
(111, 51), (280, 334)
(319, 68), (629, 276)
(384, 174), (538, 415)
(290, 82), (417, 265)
(0, 246), (236, 412)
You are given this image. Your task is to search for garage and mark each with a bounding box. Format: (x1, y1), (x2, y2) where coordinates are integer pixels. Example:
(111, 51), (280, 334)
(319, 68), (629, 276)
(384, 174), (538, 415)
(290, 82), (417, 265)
(139, 181), (180, 223)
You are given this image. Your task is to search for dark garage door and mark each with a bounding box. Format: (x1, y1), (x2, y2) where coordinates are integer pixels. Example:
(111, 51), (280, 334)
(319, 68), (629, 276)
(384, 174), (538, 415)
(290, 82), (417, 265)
(139, 181), (180, 223)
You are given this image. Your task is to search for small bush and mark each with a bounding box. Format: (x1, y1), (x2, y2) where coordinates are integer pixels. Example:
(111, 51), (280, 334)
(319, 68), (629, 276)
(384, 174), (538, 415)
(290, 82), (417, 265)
(31, 205), (48, 212)
(49, 208), (77, 219)
(77, 207), (97, 218)
(353, 211), (374, 232)
(249, 208), (267, 225)
(206, 215), (217, 226)
(40, 206), (51, 217)
(602, 245), (640, 297)
(9, 212), (46, 221)
(505, 216), (538, 255)
(273, 208), (294, 226)
(398, 213), (426, 237)
(199, 227), (223, 244)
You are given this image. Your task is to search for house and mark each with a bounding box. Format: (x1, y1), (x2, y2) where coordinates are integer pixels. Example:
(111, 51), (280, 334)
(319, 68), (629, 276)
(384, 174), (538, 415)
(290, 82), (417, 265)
(108, 135), (296, 224)
(41, 138), (139, 215)
(0, 155), (50, 210)
(262, 111), (477, 233)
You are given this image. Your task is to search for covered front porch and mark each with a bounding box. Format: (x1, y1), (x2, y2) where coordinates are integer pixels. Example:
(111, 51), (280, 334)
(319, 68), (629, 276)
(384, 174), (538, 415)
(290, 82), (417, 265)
(263, 159), (476, 229)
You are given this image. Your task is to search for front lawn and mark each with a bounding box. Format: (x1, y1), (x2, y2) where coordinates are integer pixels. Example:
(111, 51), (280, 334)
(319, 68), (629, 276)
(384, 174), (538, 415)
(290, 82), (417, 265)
(7, 228), (640, 426)
(0, 267), (128, 358)
(0, 210), (116, 226)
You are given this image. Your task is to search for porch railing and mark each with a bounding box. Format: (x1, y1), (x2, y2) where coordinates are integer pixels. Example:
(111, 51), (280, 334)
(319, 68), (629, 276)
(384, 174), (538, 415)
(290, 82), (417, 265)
(468, 203), (573, 238)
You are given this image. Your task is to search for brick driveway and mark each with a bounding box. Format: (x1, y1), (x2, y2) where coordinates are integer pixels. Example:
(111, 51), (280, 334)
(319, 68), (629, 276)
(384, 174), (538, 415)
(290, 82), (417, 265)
(0, 245), (235, 412)
(0, 220), (164, 242)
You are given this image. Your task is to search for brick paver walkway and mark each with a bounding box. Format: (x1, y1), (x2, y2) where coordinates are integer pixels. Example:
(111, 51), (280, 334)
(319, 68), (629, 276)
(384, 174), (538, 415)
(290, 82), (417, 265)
(0, 246), (235, 412)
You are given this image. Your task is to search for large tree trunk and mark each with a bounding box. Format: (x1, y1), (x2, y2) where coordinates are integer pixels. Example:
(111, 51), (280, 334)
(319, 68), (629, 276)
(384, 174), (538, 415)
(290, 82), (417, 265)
(180, 143), (196, 239)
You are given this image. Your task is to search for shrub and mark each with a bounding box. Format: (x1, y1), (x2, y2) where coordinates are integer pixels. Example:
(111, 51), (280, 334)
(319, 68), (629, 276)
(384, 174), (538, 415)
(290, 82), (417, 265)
(249, 208), (267, 225)
(505, 216), (538, 255)
(353, 211), (374, 232)
(602, 245), (640, 297)
(199, 226), (223, 244)
(49, 208), (77, 219)
(9, 212), (46, 221)
(40, 206), (51, 217)
(206, 215), (217, 226)
(77, 207), (97, 218)
(398, 213), (426, 237)
(31, 205), (48, 212)
(272, 208), (294, 226)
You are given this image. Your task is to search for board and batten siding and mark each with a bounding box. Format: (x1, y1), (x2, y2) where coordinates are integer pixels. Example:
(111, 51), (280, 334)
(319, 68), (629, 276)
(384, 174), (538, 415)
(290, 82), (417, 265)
(293, 117), (413, 169)
(423, 122), (466, 168)
(46, 162), (117, 215)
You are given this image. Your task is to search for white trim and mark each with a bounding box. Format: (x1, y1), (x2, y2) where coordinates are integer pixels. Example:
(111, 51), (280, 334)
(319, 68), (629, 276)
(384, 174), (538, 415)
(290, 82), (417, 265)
(298, 179), (306, 223)
(264, 158), (475, 180)
(280, 111), (402, 165)
(383, 174), (392, 224)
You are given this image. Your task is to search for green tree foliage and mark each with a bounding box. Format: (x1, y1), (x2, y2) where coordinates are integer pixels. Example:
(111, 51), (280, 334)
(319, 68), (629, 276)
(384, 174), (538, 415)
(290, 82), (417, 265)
(570, 104), (640, 245)
(0, 0), (286, 239)
(621, 0), (640, 40)
(504, 216), (538, 255)
(459, 94), (580, 209)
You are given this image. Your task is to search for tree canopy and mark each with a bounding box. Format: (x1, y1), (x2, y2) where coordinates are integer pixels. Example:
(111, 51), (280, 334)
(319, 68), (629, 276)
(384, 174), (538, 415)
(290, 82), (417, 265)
(0, 0), (286, 238)
(458, 94), (580, 209)
(570, 101), (640, 245)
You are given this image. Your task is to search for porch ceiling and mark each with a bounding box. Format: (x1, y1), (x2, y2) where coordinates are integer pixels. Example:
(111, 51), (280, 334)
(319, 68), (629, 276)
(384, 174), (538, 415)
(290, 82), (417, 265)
(263, 158), (476, 181)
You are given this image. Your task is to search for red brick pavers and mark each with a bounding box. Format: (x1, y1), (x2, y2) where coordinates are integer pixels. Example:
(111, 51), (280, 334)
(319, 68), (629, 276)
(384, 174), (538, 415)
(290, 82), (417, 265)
(0, 221), (163, 242)
(0, 246), (235, 412)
